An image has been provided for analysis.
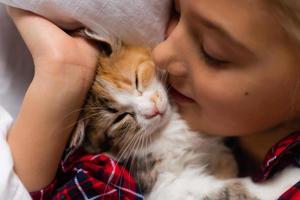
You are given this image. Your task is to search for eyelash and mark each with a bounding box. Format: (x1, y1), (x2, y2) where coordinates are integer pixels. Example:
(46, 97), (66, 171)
(200, 45), (229, 66)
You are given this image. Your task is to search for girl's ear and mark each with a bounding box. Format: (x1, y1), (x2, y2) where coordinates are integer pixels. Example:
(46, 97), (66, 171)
(74, 28), (121, 56)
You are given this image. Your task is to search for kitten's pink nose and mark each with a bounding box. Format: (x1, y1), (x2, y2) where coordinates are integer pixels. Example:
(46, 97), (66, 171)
(145, 107), (163, 119)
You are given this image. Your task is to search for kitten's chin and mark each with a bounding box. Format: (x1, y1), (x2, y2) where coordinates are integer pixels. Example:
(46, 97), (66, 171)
(142, 104), (172, 137)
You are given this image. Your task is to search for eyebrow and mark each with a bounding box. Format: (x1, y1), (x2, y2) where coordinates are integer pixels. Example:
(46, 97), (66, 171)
(188, 11), (254, 55)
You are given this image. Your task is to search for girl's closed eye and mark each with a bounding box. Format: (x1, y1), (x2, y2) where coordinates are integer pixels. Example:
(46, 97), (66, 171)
(200, 44), (230, 67)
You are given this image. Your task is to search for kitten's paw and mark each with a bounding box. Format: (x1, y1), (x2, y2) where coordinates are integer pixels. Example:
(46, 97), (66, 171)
(213, 181), (259, 200)
(147, 170), (225, 200)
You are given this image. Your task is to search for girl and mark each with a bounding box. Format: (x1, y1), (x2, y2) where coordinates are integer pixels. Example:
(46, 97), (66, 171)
(152, 0), (300, 179)
(6, 0), (300, 199)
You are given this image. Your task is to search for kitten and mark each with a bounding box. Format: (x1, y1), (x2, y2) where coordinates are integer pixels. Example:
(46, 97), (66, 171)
(70, 29), (300, 200)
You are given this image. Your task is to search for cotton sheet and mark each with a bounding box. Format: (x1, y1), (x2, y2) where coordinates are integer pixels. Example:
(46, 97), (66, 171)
(0, 0), (171, 47)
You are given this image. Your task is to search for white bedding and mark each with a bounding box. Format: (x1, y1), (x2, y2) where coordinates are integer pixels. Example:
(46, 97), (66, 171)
(0, 106), (31, 200)
(0, 0), (171, 47)
(0, 1), (171, 198)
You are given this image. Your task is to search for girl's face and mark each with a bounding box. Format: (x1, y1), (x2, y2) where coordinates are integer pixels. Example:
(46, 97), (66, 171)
(153, 0), (300, 136)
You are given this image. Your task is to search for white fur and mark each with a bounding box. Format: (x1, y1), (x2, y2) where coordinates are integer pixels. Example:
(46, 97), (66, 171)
(145, 111), (300, 199)
(147, 112), (300, 199)
(146, 112), (228, 200)
(242, 166), (300, 200)
(147, 166), (300, 200)
(147, 169), (226, 200)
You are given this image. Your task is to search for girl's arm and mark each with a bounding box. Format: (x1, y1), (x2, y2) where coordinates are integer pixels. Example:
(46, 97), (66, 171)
(6, 7), (99, 192)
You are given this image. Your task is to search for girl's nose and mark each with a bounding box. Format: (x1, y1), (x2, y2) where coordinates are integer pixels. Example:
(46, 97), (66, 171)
(152, 34), (188, 77)
(152, 39), (173, 71)
(152, 9), (188, 77)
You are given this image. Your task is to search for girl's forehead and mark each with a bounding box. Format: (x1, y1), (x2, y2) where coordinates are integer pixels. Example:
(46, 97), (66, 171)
(180, 0), (286, 53)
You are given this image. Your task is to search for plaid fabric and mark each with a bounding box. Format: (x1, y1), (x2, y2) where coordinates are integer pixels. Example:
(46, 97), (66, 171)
(253, 131), (300, 200)
(30, 148), (144, 200)
(31, 131), (300, 200)
(279, 181), (300, 200)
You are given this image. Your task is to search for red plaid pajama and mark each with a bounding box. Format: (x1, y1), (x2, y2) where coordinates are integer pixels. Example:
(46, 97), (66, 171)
(30, 148), (143, 200)
(254, 131), (300, 200)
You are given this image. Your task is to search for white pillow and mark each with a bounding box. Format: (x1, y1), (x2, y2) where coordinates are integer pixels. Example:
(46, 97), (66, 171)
(0, 0), (171, 47)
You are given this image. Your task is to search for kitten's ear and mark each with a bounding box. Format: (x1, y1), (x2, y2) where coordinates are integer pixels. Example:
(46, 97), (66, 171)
(74, 28), (121, 56)
(69, 120), (86, 149)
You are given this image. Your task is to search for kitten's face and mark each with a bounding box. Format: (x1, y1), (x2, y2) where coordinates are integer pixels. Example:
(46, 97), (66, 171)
(83, 45), (171, 156)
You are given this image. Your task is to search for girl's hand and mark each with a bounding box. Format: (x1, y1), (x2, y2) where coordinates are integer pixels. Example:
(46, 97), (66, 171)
(6, 6), (99, 92)
(6, 7), (100, 191)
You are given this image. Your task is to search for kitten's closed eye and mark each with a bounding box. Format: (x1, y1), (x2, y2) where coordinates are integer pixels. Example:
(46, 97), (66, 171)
(135, 71), (141, 94)
(106, 107), (119, 113)
(113, 112), (135, 125)
(136, 60), (156, 93)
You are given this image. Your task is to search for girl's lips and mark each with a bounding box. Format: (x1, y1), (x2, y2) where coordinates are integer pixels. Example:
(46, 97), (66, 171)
(169, 86), (194, 105)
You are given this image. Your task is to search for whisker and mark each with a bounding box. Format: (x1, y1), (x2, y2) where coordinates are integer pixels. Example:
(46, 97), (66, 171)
(115, 132), (140, 174)
(128, 131), (144, 191)
(62, 106), (104, 122)
(115, 130), (139, 165)
(116, 132), (141, 194)
(103, 132), (139, 196)
(145, 133), (150, 179)
(60, 112), (101, 135)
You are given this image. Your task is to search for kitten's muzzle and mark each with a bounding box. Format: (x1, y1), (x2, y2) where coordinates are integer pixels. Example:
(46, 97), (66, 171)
(144, 107), (165, 119)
